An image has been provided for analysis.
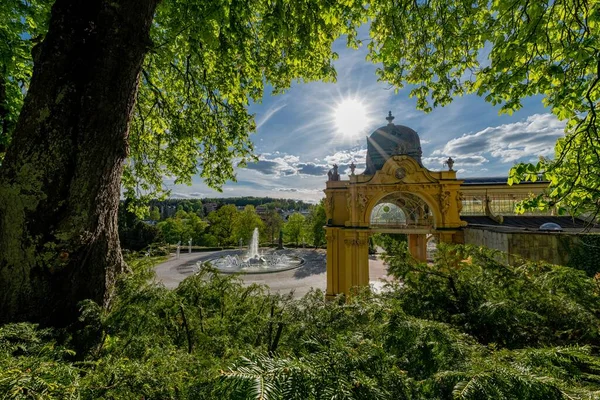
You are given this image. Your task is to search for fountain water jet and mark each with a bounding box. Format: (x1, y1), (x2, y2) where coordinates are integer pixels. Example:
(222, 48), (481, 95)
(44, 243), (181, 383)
(244, 228), (265, 263)
(207, 227), (303, 274)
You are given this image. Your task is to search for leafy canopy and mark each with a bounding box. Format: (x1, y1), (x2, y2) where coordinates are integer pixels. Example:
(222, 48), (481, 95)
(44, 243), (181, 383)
(0, 0), (366, 208)
(367, 0), (600, 216)
(284, 212), (306, 246)
(0, 0), (50, 153)
(234, 205), (264, 244)
(2, 0), (599, 216)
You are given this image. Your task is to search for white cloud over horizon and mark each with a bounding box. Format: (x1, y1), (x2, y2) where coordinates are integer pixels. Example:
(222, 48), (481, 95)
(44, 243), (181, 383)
(432, 113), (564, 164)
(170, 112), (563, 202)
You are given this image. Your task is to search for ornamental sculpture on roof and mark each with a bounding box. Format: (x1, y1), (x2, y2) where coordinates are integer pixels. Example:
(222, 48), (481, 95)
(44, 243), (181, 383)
(327, 164), (340, 181)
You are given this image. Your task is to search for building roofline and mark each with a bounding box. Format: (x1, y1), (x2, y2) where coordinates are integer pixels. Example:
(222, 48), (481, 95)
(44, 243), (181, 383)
(461, 177), (549, 185)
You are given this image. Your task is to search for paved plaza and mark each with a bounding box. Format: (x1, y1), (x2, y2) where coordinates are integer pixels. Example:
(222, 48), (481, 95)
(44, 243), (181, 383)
(154, 248), (390, 298)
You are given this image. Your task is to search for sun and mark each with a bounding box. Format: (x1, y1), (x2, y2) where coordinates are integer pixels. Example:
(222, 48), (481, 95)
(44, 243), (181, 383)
(334, 98), (370, 138)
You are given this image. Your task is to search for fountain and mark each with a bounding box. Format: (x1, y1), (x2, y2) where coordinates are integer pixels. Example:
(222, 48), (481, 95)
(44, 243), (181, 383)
(245, 228), (265, 263)
(207, 228), (303, 274)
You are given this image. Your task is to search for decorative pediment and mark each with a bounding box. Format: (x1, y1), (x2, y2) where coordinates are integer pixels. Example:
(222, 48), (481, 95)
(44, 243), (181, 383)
(370, 156), (438, 185)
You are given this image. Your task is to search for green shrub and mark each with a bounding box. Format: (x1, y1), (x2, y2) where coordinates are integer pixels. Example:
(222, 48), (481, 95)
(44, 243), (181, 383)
(384, 242), (600, 348)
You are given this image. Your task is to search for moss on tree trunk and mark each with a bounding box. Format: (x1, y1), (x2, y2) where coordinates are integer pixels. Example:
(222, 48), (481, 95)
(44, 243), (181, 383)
(0, 0), (160, 327)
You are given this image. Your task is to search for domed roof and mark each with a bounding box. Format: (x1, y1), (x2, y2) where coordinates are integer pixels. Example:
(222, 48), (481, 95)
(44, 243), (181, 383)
(539, 222), (562, 231)
(363, 112), (423, 175)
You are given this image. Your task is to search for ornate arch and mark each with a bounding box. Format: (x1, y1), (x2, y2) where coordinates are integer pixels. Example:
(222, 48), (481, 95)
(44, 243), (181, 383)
(363, 190), (440, 229)
(324, 140), (464, 298)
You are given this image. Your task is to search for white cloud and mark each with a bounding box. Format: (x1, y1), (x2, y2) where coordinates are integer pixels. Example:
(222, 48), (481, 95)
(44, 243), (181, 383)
(245, 154), (297, 176)
(324, 148), (367, 165)
(296, 162), (329, 176)
(243, 153), (331, 178)
(423, 155), (488, 171)
(435, 113), (564, 163)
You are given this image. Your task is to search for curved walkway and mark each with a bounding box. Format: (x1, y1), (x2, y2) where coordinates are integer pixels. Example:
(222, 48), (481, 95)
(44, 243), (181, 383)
(154, 249), (390, 298)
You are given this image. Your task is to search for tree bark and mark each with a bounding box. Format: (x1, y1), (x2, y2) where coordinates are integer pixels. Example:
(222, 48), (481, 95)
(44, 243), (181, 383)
(0, 66), (9, 154)
(0, 0), (160, 326)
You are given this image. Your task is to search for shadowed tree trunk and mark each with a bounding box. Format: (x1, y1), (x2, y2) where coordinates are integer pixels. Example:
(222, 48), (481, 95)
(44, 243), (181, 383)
(0, 0), (160, 326)
(0, 65), (11, 155)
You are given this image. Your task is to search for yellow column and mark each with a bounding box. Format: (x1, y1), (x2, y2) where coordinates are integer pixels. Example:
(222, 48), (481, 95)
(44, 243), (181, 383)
(325, 227), (342, 299)
(341, 229), (370, 295)
(357, 231), (370, 287)
(408, 234), (427, 262)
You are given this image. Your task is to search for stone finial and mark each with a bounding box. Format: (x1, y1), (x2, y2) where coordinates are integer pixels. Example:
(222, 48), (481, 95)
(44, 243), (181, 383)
(386, 111), (395, 125)
(444, 157), (454, 171)
(349, 161), (356, 175)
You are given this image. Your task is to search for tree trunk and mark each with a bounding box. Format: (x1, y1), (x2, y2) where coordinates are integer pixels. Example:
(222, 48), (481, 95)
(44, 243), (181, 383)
(0, 0), (160, 327)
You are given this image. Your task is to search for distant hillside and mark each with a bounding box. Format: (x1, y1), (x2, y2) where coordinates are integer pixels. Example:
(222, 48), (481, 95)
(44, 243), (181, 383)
(138, 197), (313, 220)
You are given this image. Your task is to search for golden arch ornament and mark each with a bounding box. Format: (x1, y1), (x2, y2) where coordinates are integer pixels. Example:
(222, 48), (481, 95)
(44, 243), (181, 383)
(324, 155), (466, 298)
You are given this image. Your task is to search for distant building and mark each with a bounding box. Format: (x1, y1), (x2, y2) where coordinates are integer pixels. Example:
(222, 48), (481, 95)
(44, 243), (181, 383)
(256, 205), (268, 215)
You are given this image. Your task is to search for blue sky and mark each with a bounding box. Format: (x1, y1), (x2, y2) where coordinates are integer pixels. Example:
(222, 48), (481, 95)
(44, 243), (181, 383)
(169, 31), (565, 203)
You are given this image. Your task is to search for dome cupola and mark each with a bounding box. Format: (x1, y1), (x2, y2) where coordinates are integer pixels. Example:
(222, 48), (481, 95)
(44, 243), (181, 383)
(363, 112), (423, 175)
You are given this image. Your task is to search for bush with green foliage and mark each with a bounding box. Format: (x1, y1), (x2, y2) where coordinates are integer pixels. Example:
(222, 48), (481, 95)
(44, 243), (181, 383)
(2, 247), (600, 399)
(372, 233), (407, 254)
(384, 241), (600, 349)
(565, 234), (600, 277)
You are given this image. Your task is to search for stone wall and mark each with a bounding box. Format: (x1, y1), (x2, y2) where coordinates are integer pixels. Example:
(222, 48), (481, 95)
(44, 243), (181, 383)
(464, 227), (574, 266)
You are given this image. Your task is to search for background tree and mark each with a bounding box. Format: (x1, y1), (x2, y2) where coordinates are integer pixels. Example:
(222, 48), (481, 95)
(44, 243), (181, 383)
(207, 205), (239, 247)
(190, 200), (204, 218)
(234, 205), (264, 246)
(156, 218), (187, 245)
(263, 209), (284, 245)
(157, 210), (208, 245)
(118, 203), (164, 252)
(284, 213), (306, 247)
(119, 221), (164, 252)
(307, 201), (327, 247)
(186, 212), (209, 245)
(148, 206), (161, 222)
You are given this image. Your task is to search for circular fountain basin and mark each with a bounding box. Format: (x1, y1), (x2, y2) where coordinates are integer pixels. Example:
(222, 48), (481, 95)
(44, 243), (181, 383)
(207, 250), (304, 274)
